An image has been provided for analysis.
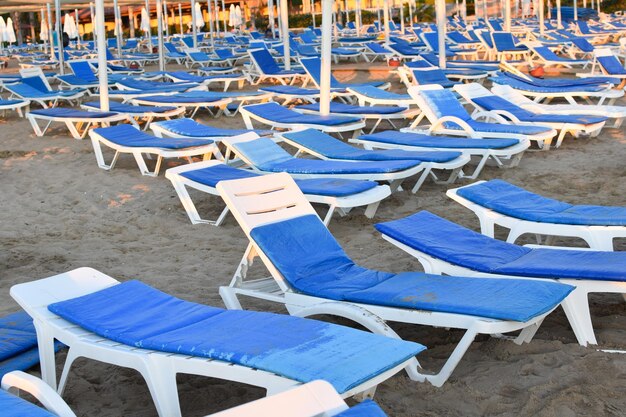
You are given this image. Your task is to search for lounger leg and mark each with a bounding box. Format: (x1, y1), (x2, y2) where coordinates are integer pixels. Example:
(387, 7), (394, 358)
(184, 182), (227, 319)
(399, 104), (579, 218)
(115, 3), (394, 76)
(364, 201), (381, 219)
(560, 287), (597, 346)
(142, 358), (182, 417)
(170, 181), (213, 225)
(425, 328), (478, 387)
(57, 348), (81, 395)
(64, 121), (83, 140)
(411, 169), (432, 194)
(514, 319), (543, 345)
(91, 138), (118, 171)
(587, 234), (615, 251)
(33, 321), (58, 390)
(28, 116), (46, 137)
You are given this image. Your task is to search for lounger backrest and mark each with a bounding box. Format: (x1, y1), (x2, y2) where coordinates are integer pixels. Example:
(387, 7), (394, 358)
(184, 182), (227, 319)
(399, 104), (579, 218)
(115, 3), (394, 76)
(475, 30), (493, 48)
(216, 172), (317, 233)
(250, 49), (281, 74)
(215, 48), (234, 59)
(19, 67), (52, 91)
(405, 59), (433, 69)
(447, 31), (471, 44)
(411, 68), (450, 86)
(21, 76), (50, 93)
(490, 84), (536, 106)
(69, 61), (97, 82)
(594, 48), (625, 74)
(282, 128), (354, 156)
(164, 42), (179, 53)
(421, 32), (440, 51)
(300, 57), (341, 88)
(188, 51), (209, 62)
(571, 37), (594, 53)
(387, 42), (418, 56)
(182, 36), (195, 48)
(228, 137), (294, 168)
(453, 82), (493, 101)
(365, 42), (388, 54)
(491, 32), (517, 51)
(407, 85), (470, 122)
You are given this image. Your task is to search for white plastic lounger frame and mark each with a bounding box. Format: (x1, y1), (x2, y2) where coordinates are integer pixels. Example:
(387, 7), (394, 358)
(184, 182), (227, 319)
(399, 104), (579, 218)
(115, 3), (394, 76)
(208, 380), (356, 417)
(378, 225), (626, 347)
(11, 268), (403, 417)
(248, 50), (308, 86)
(216, 173), (561, 387)
(407, 85), (557, 150)
(164, 72), (248, 92)
(240, 103), (366, 138)
(88, 126), (218, 176)
(346, 87), (415, 107)
(165, 160), (391, 226)
(28, 112), (133, 139)
(453, 83), (606, 148)
(221, 133), (428, 193)
(2, 371), (76, 417)
(447, 181), (626, 251)
(526, 41), (590, 69)
(491, 83), (626, 128)
(580, 47), (626, 88)
(278, 130), (470, 193)
(82, 103), (186, 129)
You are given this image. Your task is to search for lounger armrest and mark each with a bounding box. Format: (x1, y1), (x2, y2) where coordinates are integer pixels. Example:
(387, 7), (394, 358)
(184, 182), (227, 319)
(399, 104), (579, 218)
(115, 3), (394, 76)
(1, 371), (77, 417)
(429, 115), (480, 138)
(473, 110), (514, 124)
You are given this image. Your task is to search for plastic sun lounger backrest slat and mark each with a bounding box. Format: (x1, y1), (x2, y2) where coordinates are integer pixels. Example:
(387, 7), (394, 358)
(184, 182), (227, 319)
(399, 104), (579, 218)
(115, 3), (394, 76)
(69, 61), (98, 82)
(250, 49), (282, 74)
(216, 172), (318, 233)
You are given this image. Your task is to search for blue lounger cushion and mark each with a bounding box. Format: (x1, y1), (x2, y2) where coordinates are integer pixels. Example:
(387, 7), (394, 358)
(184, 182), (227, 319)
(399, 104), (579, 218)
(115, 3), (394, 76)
(0, 99), (26, 107)
(335, 400), (387, 417)
(457, 179), (626, 226)
(0, 312), (37, 362)
(360, 131), (520, 149)
(30, 108), (119, 118)
(375, 211), (626, 281)
(297, 102), (407, 115)
(247, 103), (361, 126)
(251, 215), (573, 322)
(0, 390), (56, 417)
(348, 85), (411, 101)
(260, 85), (320, 96)
(155, 118), (273, 138)
(237, 138), (420, 173)
(167, 71), (244, 82)
(84, 101), (177, 114)
(132, 93), (225, 104)
(283, 129), (462, 162)
(93, 125), (214, 149)
(48, 280), (424, 393)
(503, 73), (618, 88)
(471, 96), (607, 125)
(419, 89), (551, 134)
(180, 163), (379, 196)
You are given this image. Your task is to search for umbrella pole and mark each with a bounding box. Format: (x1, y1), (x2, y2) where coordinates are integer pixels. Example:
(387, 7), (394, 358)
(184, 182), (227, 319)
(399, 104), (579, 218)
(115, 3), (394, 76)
(191, 0), (198, 48)
(320, 0), (332, 115)
(156, 0), (166, 71)
(47, 3), (54, 60)
(383, 0), (390, 44)
(40, 8), (47, 54)
(129, 6), (135, 39)
(146, 0), (153, 50)
(54, 0), (65, 75)
(280, 0), (290, 69)
(436, 0), (446, 69)
(163, 1), (170, 39)
(179, 3), (183, 34)
(207, 0), (214, 48)
(221, 0), (227, 34)
(95, 0), (109, 111)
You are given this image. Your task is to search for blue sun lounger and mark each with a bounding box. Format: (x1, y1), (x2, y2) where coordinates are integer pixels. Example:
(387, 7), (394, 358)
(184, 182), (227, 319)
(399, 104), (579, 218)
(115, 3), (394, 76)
(408, 68), (460, 88)
(27, 108), (131, 139)
(163, 71), (248, 91)
(352, 130), (529, 179)
(216, 173), (574, 387)
(376, 210), (626, 347)
(82, 101), (184, 128)
(362, 42), (394, 62)
(258, 85), (321, 105)
(0, 98), (29, 117)
(248, 49), (307, 85)
(151, 118), (273, 141)
(526, 42), (590, 68)
(280, 128), (469, 192)
(491, 32), (529, 62)
(294, 102), (422, 132)
(222, 133), (426, 185)
(1, 371), (76, 417)
(166, 160), (392, 225)
(346, 85), (413, 106)
(447, 179), (626, 251)
(131, 92), (233, 117)
(88, 124), (218, 176)
(12, 269), (422, 417)
(240, 102), (365, 136)
(300, 57), (390, 95)
(115, 78), (199, 93)
(453, 83), (608, 147)
(5, 76), (86, 108)
(408, 85), (557, 149)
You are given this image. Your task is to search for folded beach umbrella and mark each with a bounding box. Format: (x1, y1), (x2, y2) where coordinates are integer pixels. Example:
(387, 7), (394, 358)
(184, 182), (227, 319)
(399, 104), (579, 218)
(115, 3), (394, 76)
(228, 4), (235, 27)
(40, 18), (48, 41)
(6, 17), (16, 44)
(194, 2), (204, 28)
(234, 5), (242, 28)
(64, 13), (79, 39)
(0, 17), (7, 43)
(140, 7), (151, 35)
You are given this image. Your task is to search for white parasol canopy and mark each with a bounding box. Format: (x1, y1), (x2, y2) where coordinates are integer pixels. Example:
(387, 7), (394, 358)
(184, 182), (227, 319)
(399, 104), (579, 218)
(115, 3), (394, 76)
(234, 5), (242, 28)
(40, 16), (49, 41)
(0, 17), (7, 43)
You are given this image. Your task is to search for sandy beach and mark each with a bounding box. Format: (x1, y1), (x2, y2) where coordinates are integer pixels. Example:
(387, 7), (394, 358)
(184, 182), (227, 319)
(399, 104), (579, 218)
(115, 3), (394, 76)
(1, 64), (625, 416)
